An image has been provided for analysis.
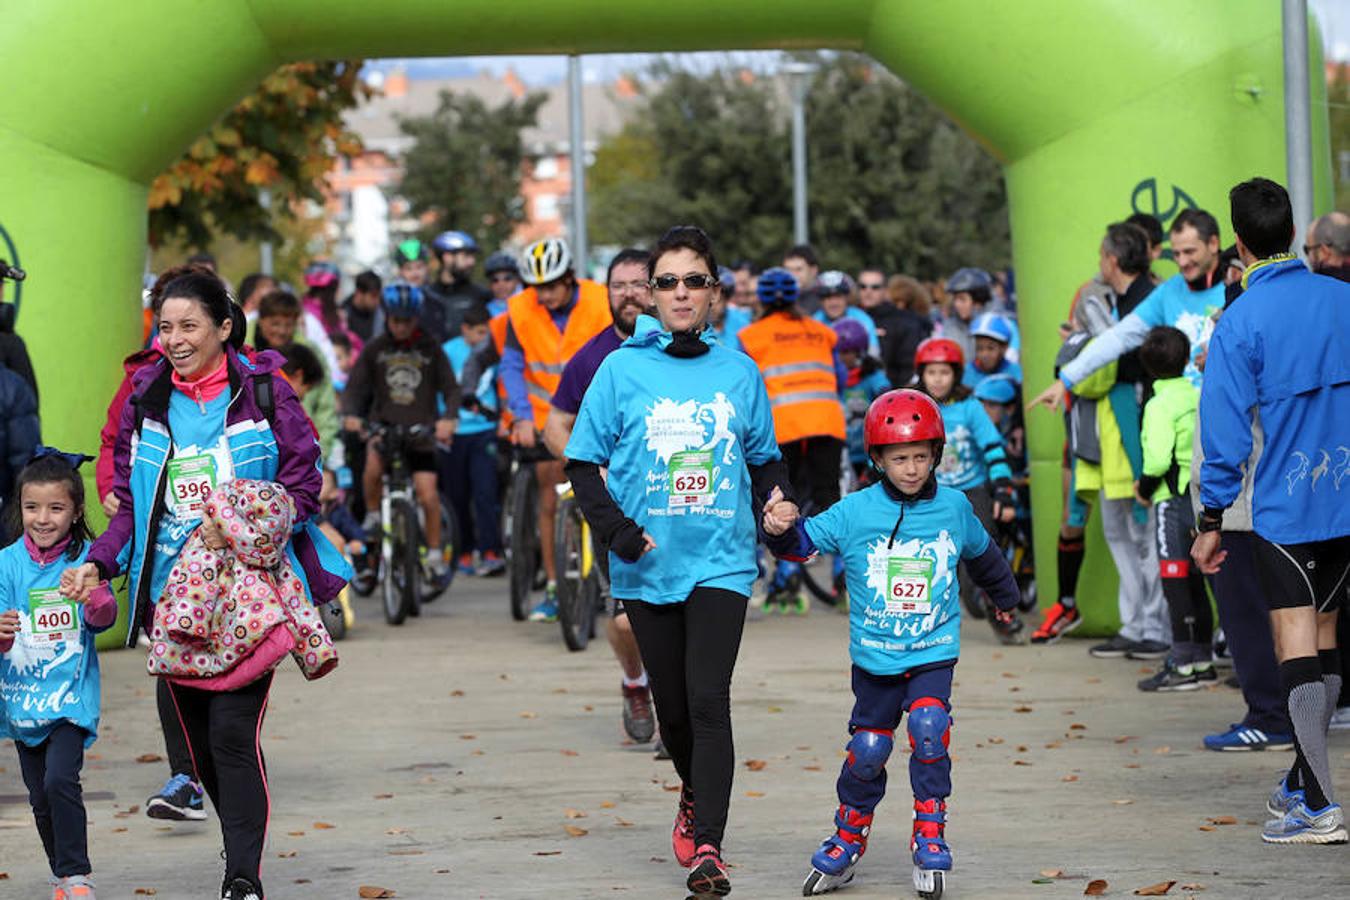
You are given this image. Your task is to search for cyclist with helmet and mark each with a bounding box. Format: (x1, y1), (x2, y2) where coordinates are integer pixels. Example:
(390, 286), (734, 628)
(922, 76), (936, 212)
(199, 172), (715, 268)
(501, 237), (611, 621)
(813, 270), (881, 358)
(424, 230), (492, 343)
(393, 238), (430, 287)
(941, 267), (995, 362)
(914, 337), (1024, 642)
(835, 319), (891, 480)
(963, 312), (1021, 389)
(342, 282), (460, 588)
(738, 267), (848, 614)
(761, 388), (1019, 898)
(483, 251), (522, 316)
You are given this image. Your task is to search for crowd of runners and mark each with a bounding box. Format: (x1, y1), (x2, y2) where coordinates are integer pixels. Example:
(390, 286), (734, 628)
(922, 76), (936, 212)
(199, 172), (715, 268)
(0, 178), (1347, 899)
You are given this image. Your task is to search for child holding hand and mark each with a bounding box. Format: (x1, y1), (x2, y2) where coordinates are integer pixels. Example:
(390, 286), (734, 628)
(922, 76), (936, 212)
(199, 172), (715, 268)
(762, 389), (1019, 899)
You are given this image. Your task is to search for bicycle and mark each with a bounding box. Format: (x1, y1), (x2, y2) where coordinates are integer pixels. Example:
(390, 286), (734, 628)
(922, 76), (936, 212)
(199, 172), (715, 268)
(502, 445), (548, 621)
(366, 423), (456, 625)
(554, 481), (604, 651)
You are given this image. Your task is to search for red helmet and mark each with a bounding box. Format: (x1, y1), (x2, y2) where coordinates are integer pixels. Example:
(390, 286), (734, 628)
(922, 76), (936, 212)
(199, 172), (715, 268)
(914, 337), (964, 369)
(864, 389), (945, 454)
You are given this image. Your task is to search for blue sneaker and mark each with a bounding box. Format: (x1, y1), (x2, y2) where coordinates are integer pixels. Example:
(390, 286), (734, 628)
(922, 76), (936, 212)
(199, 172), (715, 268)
(1266, 776), (1303, 817)
(1203, 723), (1295, 752)
(1262, 799), (1348, 844)
(146, 772), (207, 821)
(528, 585), (559, 622)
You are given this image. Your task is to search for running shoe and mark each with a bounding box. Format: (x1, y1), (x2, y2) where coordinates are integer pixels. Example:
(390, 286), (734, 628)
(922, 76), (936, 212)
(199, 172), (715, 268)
(1088, 634), (1142, 658)
(672, 786), (697, 867)
(528, 585), (559, 622)
(1266, 776), (1303, 816)
(58, 876), (96, 899)
(989, 608), (1026, 645)
(1030, 602), (1081, 644)
(621, 682), (656, 743)
(221, 877), (263, 900)
(146, 772), (207, 821)
(654, 738), (672, 760)
(686, 843), (731, 897)
(1261, 799), (1348, 844)
(1205, 724), (1294, 752)
(1125, 639), (1170, 660)
(477, 550), (506, 576)
(1137, 659), (1205, 692)
(455, 552), (476, 574)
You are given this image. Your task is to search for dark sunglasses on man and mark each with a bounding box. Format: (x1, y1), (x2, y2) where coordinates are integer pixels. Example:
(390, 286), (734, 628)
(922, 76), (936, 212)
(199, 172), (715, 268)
(650, 273), (719, 291)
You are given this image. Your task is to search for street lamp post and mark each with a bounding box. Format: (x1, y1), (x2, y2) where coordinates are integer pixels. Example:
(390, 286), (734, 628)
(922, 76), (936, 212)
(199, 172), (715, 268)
(785, 62), (813, 247)
(568, 54), (589, 277)
(1282, 0), (1312, 256)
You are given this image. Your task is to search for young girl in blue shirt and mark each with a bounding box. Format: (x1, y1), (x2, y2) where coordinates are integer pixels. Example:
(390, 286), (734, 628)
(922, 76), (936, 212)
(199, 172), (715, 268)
(1, 449), (115, 900)
(763, 389), (1018, 898)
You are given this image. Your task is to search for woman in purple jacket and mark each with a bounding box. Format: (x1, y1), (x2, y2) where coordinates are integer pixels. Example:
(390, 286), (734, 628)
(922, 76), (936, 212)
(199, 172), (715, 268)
(64, 270), (323, 900)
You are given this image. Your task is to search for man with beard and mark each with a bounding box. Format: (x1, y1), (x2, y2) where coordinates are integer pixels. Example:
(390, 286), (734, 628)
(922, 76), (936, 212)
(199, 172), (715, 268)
(542, 248), (659, 750)
(423, 230), (492, 343)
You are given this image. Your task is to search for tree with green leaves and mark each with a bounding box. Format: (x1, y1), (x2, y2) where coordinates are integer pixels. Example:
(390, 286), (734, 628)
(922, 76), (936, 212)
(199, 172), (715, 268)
(397, 90), (547, 252)
(588, 53), (1009, 279)
(149, 61), (372, 250)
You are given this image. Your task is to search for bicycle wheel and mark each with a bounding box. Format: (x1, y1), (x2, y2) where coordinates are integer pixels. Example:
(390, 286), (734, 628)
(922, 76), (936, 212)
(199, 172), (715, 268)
(383, 498), (420, 625)
(507, 466), (538, 621)
(556, 496), (590, 652)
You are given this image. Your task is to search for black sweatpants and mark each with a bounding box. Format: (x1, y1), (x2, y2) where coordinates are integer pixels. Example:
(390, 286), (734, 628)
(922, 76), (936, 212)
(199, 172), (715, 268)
(1209, 532), (1290, 734)
(168, 673), (273, 893)
(781, 437), (843, 513)
(1154, 496), (1211, 663)
(15, 723), (91, 878)
(624, 589), (748, 851)
(157, 676), (195, 777)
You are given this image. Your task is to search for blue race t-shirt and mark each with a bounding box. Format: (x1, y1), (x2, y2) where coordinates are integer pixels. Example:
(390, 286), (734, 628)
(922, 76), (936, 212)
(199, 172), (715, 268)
(715, 305), (753, 353)
(442, 336), (496, 436)
(805, 483), (990, 674)
(963, 357), (1022, 389)
(551, 326), (623, 416)
(566, 316), (780, 604)
(0, 539), (101, 747)
(935, 396), (1010, 490)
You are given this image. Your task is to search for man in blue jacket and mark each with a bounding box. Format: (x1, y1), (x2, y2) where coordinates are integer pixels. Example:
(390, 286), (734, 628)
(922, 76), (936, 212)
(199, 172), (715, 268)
(1193, 178), (1350, 846)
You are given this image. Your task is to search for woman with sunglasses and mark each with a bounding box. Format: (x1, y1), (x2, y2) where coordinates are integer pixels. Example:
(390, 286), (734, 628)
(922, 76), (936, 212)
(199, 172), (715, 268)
(565, 225), (795, 897)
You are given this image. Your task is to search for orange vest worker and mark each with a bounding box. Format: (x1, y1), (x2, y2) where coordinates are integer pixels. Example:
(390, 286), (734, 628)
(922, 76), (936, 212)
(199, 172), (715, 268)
(507, 279), (611, 429)
(738, 311), (847, 444)
(488, 311), (513, 430)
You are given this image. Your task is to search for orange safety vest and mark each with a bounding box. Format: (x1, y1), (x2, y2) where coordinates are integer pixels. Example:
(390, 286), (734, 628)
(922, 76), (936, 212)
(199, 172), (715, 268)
(488, 311), (513, 430)
(738, 311), (846, 444)
(507, 279), (611, 428)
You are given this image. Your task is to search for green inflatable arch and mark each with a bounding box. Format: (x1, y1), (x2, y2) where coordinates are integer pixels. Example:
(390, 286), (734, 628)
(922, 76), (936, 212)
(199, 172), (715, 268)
(1, 0), (1332, 642)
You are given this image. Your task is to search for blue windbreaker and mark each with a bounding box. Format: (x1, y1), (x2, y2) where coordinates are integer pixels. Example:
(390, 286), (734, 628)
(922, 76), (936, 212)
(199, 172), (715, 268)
(566, 315), (781, 604)
(1199, 258), (1350, 543)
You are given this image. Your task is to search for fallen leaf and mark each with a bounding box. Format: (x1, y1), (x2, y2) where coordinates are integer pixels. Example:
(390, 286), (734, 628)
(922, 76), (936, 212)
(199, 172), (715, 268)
(553, 687), (568, 694)
(278, 851), (297, 858)
(519, 711), (538, 719)
(564, 809), (587, 819)
(388, 849), (423, 856)
(1013, 760), (1033, 766)
(435, 869), (451, 874)
(0, 872), (7, 880)
(565, 825), (589, 837)
(374, 793), (394, 800)
(615, 818), (634, 827)
(1124, 764), (1142, 769)
(1198, 825), (1216, 832)
(661, 782), (681, 792)
(600, 801), (615, 809)
(767, 706), (783, 713)
(385, 827), (408, 835)
(294, 879), (311, 884)
(582, 705), (594, 712)
(561, 749), (579, 757)
(1002, 671), (1018, 678)
(1069, 723), (1087, 730)
(988, 737), (1005, 745)
(745, 759), (767, 771)
(1045, 741), (1063, 749)
(1113, 799), (1134, 805)
(534, 851), (562, 856)
(1180, 884), (1205, 891)
(1013, 705), (1033, 713)
(803, 765), (822, 771)
(649, 857), (666, 863)
(1154, 746), (1171, 755)
(1134, 881), (1176, 896)
(1206, 816), (1237, 826)
(1062, 775), (1079, 783)
(287, 830), (305, 837)
(450, 690), (465, 697)
(313, 822), (336, 830)
(358, 887), (396, 899)
(135, 754), (164, 764)
(1115, 736), (1136, 744)
(1085, 880), (1109, 896)
(459, 734), (477, 740)
(112, 827), (127, 833)
(134, 890), (157, 897)
(1040, 869), (1065, 878)
(745, 790), (766, 798)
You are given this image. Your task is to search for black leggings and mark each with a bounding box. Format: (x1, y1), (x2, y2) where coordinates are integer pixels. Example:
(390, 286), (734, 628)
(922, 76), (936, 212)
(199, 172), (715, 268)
(157, 677), (195, 777)
(16, 723), (90, 878)
(167, 673), (273, 894)
(624, 589), (748, 850)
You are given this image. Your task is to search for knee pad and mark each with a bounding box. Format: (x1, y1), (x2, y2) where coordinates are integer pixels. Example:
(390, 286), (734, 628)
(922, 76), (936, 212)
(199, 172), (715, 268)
(845, 728), (893, 781)
(907, 698), (951, 763)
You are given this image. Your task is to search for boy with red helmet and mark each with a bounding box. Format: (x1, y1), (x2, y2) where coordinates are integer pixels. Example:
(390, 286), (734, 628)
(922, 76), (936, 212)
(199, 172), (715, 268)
(762, 388), (1019, 898)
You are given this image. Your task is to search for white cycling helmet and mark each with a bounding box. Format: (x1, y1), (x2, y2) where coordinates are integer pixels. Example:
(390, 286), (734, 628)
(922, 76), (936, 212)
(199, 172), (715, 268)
(519, 237), (573, 286)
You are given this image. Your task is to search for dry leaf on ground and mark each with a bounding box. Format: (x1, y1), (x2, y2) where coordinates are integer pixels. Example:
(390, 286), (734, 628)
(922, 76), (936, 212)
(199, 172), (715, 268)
(1206, 816), (1237, 826)
(1013, 705), (1033, 713)
(313, 822), (336, 830)
(1085, 880), (1109, 896)
(278, 851), (297, 859)
(134, 890), (157, 897)
(1179, 884), (1205, 891)
(561, 749), (579, 757)
(1134, 881), (1176, 895)
(745, 790), (766, 798)
(373, 794), (394, 800)
(135, 754), (164, 764)
(600, 801), (615, 809)
(564, 809), (587, 819)
(519, 711), (538, 719)
(1062, 775), (1079, 782)
(1198, 825), (1216, 832)
(358, 887), (396, 899)
(534, 851), (561, 857)
(745, 759), (767, 771)
(565, 825), (589, 837)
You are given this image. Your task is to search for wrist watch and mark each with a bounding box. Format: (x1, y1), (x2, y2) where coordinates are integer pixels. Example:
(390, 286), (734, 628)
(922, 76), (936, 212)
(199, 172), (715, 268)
(1195, 508), (1224, 534)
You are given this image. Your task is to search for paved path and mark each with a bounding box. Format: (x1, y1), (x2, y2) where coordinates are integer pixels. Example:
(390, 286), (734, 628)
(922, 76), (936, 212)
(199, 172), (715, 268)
(2, 577), (1346, 899)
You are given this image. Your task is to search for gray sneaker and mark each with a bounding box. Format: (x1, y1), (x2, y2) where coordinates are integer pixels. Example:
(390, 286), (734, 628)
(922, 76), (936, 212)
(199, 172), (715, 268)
(1266, 777), (1302, 816)
(1261, 799), (1348, 844)
(1088, 634), (1142, 658)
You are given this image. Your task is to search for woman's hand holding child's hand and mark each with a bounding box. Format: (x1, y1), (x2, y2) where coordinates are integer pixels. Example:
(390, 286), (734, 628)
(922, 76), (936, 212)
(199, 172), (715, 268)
(60, 564), (100, 603)
(761, 486), (799, 536)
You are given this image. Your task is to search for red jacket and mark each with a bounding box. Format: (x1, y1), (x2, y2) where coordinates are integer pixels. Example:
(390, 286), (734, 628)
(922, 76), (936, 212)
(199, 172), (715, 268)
(97, 348), (160, 502)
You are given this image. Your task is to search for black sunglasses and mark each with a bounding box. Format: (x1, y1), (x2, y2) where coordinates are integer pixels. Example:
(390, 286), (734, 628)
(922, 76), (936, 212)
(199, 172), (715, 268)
(650, 273), (718, 291)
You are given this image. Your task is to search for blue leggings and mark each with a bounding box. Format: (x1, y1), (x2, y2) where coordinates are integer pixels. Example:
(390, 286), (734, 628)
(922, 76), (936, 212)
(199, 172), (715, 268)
(836, 662), (954, 814)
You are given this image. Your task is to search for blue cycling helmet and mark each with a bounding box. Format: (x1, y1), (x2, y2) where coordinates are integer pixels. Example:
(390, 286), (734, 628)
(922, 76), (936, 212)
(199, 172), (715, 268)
(394, 239), (430, 265)
(971, 311), (1014, 344)
(818, 270), (854, 297)
(831, 318), (870, 354)
(717, 265), (736, 294)
(484, 251), (519, 277)
(756, 267), (800, 308)
(945, 267), (993, 299)
(974, 374), (1019, 405)
(382, 281), (424, 318)
(432, 230), (478, 255)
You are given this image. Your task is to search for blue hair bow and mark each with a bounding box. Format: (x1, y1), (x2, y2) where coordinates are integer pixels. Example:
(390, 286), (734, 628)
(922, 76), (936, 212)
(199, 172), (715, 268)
(31, 445), (95, 470)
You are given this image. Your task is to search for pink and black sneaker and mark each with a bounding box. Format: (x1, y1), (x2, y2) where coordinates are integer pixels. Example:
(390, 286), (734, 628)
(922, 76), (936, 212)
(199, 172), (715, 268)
(686, 843), (731, 897)
(672, 785), (697, 867)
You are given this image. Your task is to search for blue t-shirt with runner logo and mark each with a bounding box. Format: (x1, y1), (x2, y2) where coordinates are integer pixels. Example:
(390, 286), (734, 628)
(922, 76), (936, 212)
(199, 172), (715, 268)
(565, 316), (780, 605)
(804, 483), (990, 674)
